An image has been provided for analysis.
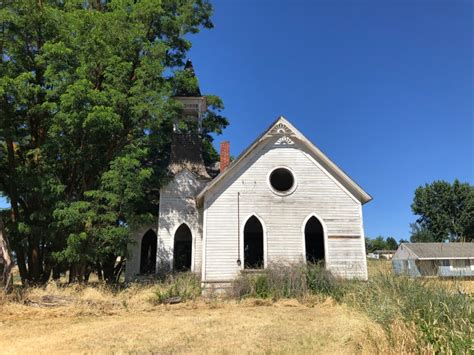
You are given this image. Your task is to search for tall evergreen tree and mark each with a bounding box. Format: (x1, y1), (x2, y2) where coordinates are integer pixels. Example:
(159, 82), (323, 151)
(0, 0), (228, 284)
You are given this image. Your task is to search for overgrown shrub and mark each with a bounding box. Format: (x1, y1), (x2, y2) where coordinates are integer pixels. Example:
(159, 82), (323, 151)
(231, 262), (342, 300)
(231, 264), (306, 300)
(305, 263), (347, 301)
(151, 272), (201, 304)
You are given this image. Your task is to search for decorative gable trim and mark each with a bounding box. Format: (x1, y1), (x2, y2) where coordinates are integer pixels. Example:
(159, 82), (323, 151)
(269, 122), (294, 135)
(275, 136), (295, 145)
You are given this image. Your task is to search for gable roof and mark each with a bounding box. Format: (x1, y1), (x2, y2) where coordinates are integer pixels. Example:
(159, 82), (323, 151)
(400, 243), (474, 260)
(197, 116), (372, 204)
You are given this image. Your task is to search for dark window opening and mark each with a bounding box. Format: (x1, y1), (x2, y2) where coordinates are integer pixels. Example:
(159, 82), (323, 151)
(305, 216), (325, 263)
(244, 216), (264, 269)
(174, 224), (192, 272)
(269, 168), (294, 192)
(140, 230), (157, 274)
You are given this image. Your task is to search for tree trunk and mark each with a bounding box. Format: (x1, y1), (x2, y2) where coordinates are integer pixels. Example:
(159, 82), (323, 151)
(0, 219), (13, 291)
(5, 136), (30, 285)
(28, 238), (41, 283)
(52, 265), (61, 280)
(41, 261), (52, 284)
(102, 255), (117, 284)
(96, 263), (103, 281)
(14, 244), (29, 285)
(70, 262), (87, 283)
(68, 264), (75, 284)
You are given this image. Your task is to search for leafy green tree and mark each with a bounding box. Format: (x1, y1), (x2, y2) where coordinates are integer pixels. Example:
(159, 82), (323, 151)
(0, 0), (227, 284)
(365, 236), (399, 253)
(411, 180), (474, 242)
(409, 223), (435, 243)
(385, 237), (398, 250)
(371, 236), (386, 251)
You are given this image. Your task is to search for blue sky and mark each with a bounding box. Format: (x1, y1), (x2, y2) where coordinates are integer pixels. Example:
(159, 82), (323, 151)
(187, 0), (473, 241)
(1, 0), (472, 241)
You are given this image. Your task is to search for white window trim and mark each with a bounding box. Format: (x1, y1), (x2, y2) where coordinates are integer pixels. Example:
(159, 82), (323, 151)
(139, 228), (158, 275)
(266, 165), (298, 197)
(170, 222), (195, 273)
(301, 213), (329, 268)
(240, 213), (268, 270)
(201, 206), (208, 281)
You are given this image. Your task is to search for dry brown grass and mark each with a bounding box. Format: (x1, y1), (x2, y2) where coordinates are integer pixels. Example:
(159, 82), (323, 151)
(367, 259), (393, 277)
(0, 283), (390, 354)
(2, 262), (471, 353)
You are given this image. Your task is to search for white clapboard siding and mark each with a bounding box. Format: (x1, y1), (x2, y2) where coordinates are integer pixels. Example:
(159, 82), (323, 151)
(157, 170), (205, 273)
(327, 238), (367, 278)
(203, 135), (367, 281)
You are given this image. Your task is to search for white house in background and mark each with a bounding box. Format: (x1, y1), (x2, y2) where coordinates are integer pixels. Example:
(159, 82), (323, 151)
(125, 61), (373, 285)
(392, 243), (474, 277)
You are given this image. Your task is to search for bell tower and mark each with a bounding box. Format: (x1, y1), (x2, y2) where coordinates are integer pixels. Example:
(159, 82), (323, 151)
(173, 60), (207, 134)
(168, 60), (210, 179)
(126, 60), (211, 280)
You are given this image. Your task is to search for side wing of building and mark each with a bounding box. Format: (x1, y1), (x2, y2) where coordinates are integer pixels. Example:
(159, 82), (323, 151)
(157, 170), (206, 273)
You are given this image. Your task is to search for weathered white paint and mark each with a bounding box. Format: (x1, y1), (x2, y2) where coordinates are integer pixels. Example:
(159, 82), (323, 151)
(202, 121), (368, 282)
(129, 117), (370, 284)
(197, 117), (372, 205)
(201, 203), (208, 281)
(156, 170), (206, 273)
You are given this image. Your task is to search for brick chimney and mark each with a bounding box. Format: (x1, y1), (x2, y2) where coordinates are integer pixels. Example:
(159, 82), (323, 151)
(220, 141), (230, 173)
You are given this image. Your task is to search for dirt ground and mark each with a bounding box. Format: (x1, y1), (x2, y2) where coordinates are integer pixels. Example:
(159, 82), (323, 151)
(0, 296), (386, 354)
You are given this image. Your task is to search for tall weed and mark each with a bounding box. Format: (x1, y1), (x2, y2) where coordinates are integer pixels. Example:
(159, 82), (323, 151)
(231, 263), (472, 353)
(346, 273), (472, 353)
(152, 272), (201, 304)
(231, 263), (344, 300)
(231, 263), (309, 299)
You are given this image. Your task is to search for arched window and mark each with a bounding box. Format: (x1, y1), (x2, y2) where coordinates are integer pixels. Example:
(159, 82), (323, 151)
(140, 230), (157, 274)
(304, 216), (325, 263)
(244, 216), (264, 269)
(173, 224), (192, 272)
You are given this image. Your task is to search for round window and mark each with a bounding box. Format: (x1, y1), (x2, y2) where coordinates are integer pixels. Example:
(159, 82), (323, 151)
(269, 167), (295, 193)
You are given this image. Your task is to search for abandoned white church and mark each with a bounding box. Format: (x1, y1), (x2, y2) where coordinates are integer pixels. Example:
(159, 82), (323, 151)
(125, 62), (372, 285)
